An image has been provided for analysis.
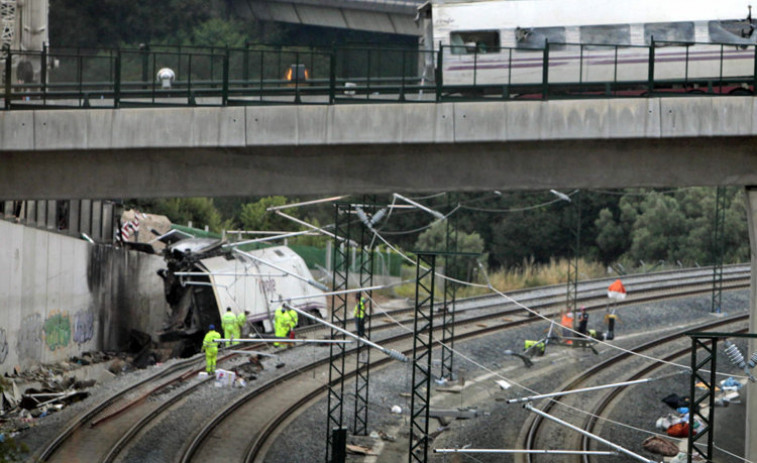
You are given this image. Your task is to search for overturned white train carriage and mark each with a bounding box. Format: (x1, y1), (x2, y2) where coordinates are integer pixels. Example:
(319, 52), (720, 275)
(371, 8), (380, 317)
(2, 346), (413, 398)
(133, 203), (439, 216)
(420, 0), (757, 93)
(158, 239), (327, 354)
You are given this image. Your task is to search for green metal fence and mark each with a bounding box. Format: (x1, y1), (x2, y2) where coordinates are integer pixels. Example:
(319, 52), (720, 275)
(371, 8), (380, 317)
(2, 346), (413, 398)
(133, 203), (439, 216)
(3, 40), (755, 109)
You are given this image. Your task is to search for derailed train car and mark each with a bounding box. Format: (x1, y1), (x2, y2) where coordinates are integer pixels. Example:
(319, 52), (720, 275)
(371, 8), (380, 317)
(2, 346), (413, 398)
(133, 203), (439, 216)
(157, 237), (327, 355)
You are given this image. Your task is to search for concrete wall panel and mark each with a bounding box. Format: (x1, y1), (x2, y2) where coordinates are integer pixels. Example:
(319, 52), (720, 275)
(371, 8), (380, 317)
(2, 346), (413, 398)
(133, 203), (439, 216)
(343, 10), (395, 33)
(112, 108), (194, 148)
(34, 110), (89, 150)
(710, 97), (752, 135)
(328, 104), (404, 144)
(0, 220), (170, 375)
(452, 102), (507, 142)
(86, 110), (115, 149)
(191, 107), (245, 147)
(660, 98), (714, 137)
(296, 106), (329, 144)
(0, 111), (34, 150)
(505, 101), (544, 141)
(607, 99), (661, 138)
(263, 3), (301, 23)
(542, 100), (610, 140)
(247, 106), (300, 145)
(296, 5), (348, 29)
(398, 104), (448, 143)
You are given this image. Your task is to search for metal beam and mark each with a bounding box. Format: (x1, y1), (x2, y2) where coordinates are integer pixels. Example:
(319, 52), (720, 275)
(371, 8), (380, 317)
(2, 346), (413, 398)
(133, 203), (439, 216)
(409, 252), (436, 463)
(353, 195), (375, 436)
(326, 203), (350, 463)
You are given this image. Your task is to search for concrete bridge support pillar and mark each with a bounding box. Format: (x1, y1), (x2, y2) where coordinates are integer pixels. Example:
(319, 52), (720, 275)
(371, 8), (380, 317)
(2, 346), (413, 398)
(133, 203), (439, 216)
(744, 186), (757, 461)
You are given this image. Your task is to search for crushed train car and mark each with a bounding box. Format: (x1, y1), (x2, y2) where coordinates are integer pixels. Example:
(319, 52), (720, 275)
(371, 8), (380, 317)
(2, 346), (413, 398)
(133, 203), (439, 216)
(156, 236), (328, 356)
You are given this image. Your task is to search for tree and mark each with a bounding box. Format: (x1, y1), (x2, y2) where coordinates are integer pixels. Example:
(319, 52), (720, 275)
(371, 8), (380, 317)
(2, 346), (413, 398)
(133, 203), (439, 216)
(239, 196), (302, 232)
(627, 192), (688, 264)
(414, 221), (485, 282)
(131, 198), (228, 232)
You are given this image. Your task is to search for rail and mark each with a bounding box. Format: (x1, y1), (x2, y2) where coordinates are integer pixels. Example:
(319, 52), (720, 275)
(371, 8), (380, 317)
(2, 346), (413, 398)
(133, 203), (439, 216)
(2, 39), (756, 109)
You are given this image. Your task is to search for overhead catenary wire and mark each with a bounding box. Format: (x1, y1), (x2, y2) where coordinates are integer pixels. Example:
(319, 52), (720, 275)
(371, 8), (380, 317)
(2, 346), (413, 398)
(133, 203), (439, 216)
(269, 193), (747, 456)
(524, 403), (661, 463)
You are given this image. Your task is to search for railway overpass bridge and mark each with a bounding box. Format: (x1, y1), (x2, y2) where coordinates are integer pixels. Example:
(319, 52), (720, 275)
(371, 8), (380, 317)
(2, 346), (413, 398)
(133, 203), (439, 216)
(4, 96), (757, 460)
(230, 0), (423, 36)
(2, 96), (757, 200)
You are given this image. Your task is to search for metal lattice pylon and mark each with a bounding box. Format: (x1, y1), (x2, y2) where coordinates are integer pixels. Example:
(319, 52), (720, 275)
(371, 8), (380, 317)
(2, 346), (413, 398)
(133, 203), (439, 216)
(566, 192), (581, 329)
(687, 333), (719, 463)
(440, 195), (457, 381)
(325, 203), (351, 463)
(409, 253), (436, 463)
(353, 196), (375, 436)
(711, 186), (727, 313)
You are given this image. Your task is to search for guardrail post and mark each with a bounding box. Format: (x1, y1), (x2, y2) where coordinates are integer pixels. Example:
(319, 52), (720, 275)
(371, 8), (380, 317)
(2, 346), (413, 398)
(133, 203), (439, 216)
(140, 43), (149, 89)
(329, 48), (336, 104)
(647, 37), (655, 96)
(542, 39), (549, 100)
(399, 49), (406, 102)
(243, 42), (250, 87)
(753, 45), (757, 92)
(222, 47), (229, 106)
(114, 49), (121, 108)
(435, 44), (443, 102)
(4, 45), (11, 109)
(294, 51), (301, 104)
(41, 43), (48, 103)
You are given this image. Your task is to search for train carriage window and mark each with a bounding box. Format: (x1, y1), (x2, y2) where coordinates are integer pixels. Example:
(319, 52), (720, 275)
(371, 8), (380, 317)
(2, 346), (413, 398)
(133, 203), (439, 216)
(645, 22), (694, 45)
(515, 27), (565, 49)
(709, 20), (753, 42)
(450, 30), (500, 54)
(580, 25), (630, 47)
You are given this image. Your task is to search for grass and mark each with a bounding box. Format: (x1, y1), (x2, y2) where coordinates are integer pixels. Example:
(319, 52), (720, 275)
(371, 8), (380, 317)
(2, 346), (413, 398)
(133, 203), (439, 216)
(392, 257), (608, 300)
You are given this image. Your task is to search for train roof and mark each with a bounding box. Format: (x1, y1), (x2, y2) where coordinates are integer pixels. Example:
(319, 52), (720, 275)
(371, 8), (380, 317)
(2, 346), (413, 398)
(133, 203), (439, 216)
(431, 0), (753, 29)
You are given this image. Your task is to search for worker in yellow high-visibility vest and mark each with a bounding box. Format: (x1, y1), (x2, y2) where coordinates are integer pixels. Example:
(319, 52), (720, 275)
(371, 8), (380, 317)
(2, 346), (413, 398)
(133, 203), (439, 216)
(237, 310), (250, 338)
(354, 293), (367, 337)
(273, 305), (290, 348)
(222, 307), (238, 347)
(201, 325), (221, 373)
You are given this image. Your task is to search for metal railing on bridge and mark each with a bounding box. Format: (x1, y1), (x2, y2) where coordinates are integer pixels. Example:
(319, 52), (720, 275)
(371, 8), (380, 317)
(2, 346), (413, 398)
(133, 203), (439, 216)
(2, 39), (756, 109)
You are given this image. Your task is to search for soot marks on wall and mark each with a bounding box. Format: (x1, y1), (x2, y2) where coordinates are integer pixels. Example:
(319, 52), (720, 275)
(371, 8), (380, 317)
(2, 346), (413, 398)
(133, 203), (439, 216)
(0, 328), (8, 364)
(17, 314), (42, 360)
(44, 311), (71, 351)
(73, 310), (94, 344)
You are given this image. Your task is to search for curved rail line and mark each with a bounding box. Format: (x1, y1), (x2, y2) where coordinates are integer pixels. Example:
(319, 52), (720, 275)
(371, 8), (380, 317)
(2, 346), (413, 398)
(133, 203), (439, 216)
(32, 266), (750, 462)
(295, 265), (749, 341)
(34, 346), (267, 462)
(580, 324), (748, 463)
(183, 277), (749, 463)
(523, 315), (748, 463)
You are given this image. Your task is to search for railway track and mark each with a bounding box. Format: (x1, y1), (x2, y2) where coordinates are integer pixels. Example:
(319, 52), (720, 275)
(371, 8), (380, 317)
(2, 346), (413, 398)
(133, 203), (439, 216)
(522, 315), (748, 463)
(29, 266), (750, 463)
(182, 269), (749, 463)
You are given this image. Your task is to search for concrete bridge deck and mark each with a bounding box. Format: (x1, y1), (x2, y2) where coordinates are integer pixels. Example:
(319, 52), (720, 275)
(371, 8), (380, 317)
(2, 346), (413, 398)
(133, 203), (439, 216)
(2, 96), (757, 200)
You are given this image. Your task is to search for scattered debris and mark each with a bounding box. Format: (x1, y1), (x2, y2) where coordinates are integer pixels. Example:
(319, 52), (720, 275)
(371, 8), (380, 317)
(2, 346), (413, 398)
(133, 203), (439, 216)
(642, 435), (679, 456)
(378, 430), (396, 442)
(391, 405), (402, 414)
(346, 444), (376, 456)
(496, 380), (511, 390)
(429, 408), (478, 420)
(214, 369), (237, 387)
(436, 384), (464, 393)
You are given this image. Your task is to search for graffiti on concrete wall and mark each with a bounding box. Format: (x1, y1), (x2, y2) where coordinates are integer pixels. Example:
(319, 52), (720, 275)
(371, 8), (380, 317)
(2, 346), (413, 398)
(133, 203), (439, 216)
(16, 313), (42, 360)
(73, 310), (94, 344)
(0, 328), (8, 364)
(44, 312), (71, 351)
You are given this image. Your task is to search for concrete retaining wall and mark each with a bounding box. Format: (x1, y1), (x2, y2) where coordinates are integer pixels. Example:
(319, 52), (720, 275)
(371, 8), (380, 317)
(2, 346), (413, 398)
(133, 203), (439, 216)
(0, 220), (169, 375)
